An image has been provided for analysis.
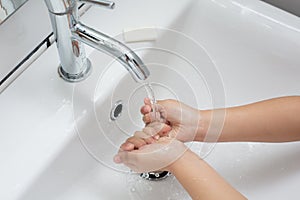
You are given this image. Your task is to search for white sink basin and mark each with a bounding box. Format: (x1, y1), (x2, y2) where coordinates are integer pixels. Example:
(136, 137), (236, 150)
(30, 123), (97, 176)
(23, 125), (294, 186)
(1, 0), (300, 199)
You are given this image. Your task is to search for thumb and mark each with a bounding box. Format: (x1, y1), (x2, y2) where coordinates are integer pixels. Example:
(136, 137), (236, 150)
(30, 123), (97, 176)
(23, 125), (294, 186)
(114, 151), (142, 172)
(113, 148), (130, 164)
(113, 150), (134, 165)
(113, 154), (123, 164)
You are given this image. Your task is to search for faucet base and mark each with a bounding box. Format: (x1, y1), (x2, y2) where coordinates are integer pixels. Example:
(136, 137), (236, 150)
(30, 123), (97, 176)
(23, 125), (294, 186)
(58, 59), (92, 82)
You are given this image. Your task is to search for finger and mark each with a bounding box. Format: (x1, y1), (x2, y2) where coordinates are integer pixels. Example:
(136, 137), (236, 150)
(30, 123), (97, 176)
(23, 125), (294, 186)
(142, 126), (157, 137)
(155, 104), (167, 120)
(143, 122), (172, 137)
(143, 112), (160, 123)
(153, 124), (172, 138)
(115, 151), (138, 169)
(143, 112), (167, 124)
(144, 98), (165, 115)
(143, 122), (172, 141)
(159, 123), (172, 135)
(142, 113), (152, 124)
(134, 131), (150, 138)
(144, 97), (152, 106)
(151, 111), (161, 121)
(167, 129), (178, 139)
(120, 142), (135, 151)
(114, 150), (132, 164)
(113, 154), (122, 164)
(140, 105), (152, 115)
(126, 136), (147, 149)
(134, 131), (156, 144)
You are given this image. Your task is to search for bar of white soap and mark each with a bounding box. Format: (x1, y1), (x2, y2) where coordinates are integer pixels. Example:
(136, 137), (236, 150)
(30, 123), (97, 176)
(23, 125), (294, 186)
(123, 27), (157, 43)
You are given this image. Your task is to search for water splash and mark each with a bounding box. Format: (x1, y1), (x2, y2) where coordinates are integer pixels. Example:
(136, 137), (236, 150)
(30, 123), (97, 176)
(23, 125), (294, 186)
(126, 172), (189, 200)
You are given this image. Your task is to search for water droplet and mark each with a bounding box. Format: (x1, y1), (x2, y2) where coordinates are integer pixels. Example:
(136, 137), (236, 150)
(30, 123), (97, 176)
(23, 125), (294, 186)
(147, 185), (153, 191)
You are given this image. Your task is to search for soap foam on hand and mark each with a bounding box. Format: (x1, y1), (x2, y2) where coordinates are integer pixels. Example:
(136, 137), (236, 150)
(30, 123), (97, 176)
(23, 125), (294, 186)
(123, 27), (157, 43)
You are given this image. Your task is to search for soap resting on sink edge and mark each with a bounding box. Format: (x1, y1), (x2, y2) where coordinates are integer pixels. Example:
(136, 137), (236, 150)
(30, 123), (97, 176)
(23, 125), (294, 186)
(123, 27), (158, 43)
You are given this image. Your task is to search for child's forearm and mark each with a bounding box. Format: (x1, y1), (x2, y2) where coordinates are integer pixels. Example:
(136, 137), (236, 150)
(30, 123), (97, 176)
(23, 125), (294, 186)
(197, 96), (300, 142)
(168, 150), (246, 200)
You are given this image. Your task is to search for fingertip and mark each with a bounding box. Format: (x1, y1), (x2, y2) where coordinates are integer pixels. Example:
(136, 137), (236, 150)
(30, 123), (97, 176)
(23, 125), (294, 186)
(144, 97), (149, 102)
(140, 106), (146, 114)
(121, 142), (134, 151)
(141, 105), (151, 114)
(113, 155), (122, 163)
(144, 97), (151, 105)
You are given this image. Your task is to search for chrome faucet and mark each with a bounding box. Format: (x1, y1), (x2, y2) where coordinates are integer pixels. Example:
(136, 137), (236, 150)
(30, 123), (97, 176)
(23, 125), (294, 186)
(44, 0), (150, 82)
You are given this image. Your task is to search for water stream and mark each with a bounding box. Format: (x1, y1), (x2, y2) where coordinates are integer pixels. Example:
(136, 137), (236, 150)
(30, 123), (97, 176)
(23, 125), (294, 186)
(143, 82), (158, 122)
(141, 82), (171, 181)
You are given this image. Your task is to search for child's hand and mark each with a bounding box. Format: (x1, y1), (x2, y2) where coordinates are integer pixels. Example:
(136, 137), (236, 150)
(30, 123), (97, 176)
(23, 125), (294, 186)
(119, 122), (172, 152)
(114, 136), (188, 173)
(141, 98), (203, 142)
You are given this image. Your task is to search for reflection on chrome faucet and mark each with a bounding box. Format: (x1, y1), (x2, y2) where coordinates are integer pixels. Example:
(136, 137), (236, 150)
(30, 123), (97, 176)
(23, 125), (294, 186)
(44, 0), (150, 82)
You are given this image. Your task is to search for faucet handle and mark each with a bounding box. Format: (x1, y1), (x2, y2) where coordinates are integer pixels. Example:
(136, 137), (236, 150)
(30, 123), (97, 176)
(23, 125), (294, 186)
(79, 0), (115, 9)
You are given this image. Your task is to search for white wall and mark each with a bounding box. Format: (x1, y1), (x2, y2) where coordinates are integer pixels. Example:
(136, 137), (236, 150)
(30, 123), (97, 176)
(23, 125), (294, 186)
(262, 0), (300, 16)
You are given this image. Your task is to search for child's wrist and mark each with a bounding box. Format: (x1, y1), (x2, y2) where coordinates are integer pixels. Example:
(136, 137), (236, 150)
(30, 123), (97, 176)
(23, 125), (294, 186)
(195, 110), (212, 141)
(167, 149), (198, 173)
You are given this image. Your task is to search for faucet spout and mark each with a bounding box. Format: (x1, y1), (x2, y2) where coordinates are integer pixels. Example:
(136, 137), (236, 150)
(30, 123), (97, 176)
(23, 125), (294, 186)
(73, 23), (150, 82)
(44, 0), (150, 82)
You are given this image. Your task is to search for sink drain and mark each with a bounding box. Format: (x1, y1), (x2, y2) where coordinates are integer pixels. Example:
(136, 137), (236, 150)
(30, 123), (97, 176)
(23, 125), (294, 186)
(140, 171), (171, 181)
(110, 100), (123, 121)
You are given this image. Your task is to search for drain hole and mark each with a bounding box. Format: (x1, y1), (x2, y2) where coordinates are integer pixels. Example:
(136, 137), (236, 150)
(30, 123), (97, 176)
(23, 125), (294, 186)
(111, 101), (123, 121)
(140, 171), (170, 181)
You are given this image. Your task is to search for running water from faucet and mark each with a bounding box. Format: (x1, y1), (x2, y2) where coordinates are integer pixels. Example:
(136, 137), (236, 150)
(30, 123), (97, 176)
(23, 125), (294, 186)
(143, 82), (158, 122)
(142, 82), (171, 181)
